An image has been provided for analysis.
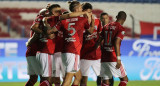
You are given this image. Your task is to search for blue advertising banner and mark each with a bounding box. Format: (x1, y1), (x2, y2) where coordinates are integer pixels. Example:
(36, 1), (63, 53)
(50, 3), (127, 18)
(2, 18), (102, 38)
(121, 39), (160, 57)
(0, 39), (160, 82)
(0, 39), (27, 57)
(0, 56), (160, 82)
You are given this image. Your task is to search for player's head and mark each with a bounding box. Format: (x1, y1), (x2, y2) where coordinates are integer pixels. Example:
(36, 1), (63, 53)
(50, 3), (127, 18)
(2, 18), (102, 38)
(100, 12), (109, 25)
(39, 8), (48, 16)
(116, 11), (127, 25)
(68, 1), (82, 12)
(48, 4), (62, 16)
(82, 2), (92, 16)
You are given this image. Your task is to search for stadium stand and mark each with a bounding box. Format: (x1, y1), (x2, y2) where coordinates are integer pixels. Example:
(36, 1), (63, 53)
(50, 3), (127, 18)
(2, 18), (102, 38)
(0, 7), (134, 38)
(0, 27), (10, 37)
(1, 0), (159, 3)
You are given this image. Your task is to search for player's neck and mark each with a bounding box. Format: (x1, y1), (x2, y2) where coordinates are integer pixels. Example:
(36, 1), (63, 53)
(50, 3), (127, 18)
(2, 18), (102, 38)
(116, 20), (123, 25)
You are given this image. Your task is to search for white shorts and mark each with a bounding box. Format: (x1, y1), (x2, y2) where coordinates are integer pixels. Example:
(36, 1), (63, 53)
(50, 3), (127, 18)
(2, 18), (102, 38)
(53, 52), (65, 77)
(36, 53), (54, 77)
(80, 59), (101, 76)
(100, 62), (127, 80)
(61, 53), (80, 73)
(26, 56), (41, 75)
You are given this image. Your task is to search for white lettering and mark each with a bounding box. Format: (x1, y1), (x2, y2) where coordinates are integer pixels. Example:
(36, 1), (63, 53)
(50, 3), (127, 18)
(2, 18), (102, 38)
(5, 43), (18, 57)
(85, 32), (97, 40)
(65, 37), (76, 42)
(0, 64), (3, 79)
(140, 57), (160, 80)
(18, 62), (28, 79)
(5, 62), (16, 79)
(129, 39), (160, 57)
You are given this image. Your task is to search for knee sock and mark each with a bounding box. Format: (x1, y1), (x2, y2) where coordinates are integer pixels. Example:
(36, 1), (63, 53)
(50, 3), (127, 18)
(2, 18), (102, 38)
(54, 84), (61, 86)
(80, 84), (86, 86)
(39, 80), (51, 86)
(97, 76), (101, 86)
(119, 80), (128, 86)
(71, 85), (78, 86)
(101, 83), (109, 86)
(25, 80), (35, 86)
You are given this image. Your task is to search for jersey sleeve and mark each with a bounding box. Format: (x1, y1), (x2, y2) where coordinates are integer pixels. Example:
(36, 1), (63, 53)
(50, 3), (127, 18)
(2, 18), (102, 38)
(116, 26), (125, 40)
(34, 16), (43, 24)
(84, 18), (90, 30)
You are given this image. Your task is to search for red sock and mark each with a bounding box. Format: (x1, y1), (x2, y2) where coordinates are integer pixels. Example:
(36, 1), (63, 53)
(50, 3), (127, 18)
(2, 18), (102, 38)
(119, 80), (128, 86)
(25, 80), (34, 86)
(55, 84), (61, 86)
(80, 84), (86, 86)
(39, 80), (51, 86)
(101, 83), (109, 86)
(71, 85), (78, 86)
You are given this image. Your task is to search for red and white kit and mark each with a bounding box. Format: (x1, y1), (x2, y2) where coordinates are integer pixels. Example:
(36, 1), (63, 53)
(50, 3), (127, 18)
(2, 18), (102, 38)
(100, 22), (127, 80)
(80, 17), (102, 76)
(53, 27), (65, 77)
(36, 16), (59, 77)
(26, 15), (44, 75)
(56, 16), (90, 73)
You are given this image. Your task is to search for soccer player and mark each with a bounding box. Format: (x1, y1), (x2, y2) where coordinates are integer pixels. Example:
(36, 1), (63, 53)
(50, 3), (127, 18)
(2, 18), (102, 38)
(41, 3), (92, 86)
(52, 11), (70, 86)
(47, 1), (94, 86)
(80, 3), (102, 86)
(25, 8), (49, 86)
(100, 12), (110, 27)
(100, 12), (114, 86)
(99, 11), (128, 86)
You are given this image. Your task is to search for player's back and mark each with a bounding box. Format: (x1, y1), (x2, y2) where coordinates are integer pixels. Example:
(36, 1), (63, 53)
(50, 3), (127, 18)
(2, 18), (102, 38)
(102, 22), (125, 52)
(101, 22), (125, 62)
(59, 16), (89, 55)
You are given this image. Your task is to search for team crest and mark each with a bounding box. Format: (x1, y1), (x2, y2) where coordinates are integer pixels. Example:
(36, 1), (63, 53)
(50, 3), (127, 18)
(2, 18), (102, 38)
(121, 31), (125, 35)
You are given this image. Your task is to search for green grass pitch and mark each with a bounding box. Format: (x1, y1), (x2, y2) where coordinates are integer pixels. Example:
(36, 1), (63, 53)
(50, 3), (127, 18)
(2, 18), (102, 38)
(0, 81), (160, 86)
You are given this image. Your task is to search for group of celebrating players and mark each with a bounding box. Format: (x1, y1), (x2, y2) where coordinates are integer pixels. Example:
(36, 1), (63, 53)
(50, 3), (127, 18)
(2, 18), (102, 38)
(25, 1), (128, 86)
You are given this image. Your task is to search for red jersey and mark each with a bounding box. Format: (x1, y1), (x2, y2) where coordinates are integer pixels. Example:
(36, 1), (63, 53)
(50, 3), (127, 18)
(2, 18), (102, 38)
(26, 15), (44, 57)
(55, 29), (64, 53)
(56, 16), (89, 55)
(38, 16), (59, 54)
(81, 18), (102, 60)
(101, 22), (125, 62)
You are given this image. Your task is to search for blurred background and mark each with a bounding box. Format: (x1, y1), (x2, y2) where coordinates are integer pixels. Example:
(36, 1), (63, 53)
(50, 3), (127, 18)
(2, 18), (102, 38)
(0, 0), (160, 86)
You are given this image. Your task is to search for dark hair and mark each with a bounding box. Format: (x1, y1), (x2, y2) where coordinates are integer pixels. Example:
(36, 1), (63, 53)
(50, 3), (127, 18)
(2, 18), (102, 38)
(116, 11), (127, 20)
(68, 1), (80, 12)
(48, 4), (61, 15)
(63, 11), (69, 14)
(100, 12), (108, 18)
(82, 2), (92, 11)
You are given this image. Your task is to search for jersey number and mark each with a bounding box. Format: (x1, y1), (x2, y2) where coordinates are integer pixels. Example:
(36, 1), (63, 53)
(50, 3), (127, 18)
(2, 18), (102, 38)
(104, 31), (112, 46)
(68, 23), (76, 36)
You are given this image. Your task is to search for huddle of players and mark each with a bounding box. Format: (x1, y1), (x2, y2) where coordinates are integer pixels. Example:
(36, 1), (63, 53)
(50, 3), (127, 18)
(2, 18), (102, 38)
(25, 1), (128, 86)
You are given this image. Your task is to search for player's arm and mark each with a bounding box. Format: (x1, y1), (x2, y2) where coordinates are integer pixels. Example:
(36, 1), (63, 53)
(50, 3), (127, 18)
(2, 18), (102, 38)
(31, 23), (43, 34)
(86, 15), (95, 34)
(94, 27), (104, 49)
(26, 33), (39, 47)
(59, 11), (88, 20)
(114, 38), (122, 69)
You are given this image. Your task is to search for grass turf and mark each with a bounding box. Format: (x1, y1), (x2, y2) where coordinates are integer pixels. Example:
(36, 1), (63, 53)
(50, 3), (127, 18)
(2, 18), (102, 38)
(0, 81), (160, 86)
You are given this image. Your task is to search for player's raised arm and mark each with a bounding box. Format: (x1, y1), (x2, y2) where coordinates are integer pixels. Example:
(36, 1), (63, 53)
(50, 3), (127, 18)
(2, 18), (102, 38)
(31, 23), (43, 34)
(87, 14), (95, 34)
(59, 11), (88, 20)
